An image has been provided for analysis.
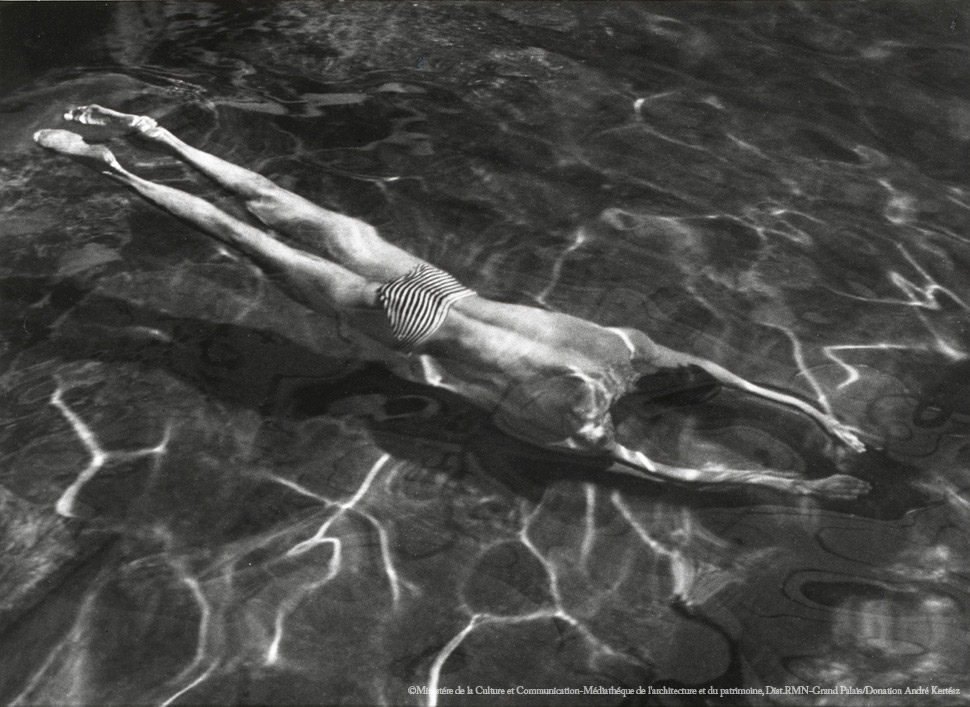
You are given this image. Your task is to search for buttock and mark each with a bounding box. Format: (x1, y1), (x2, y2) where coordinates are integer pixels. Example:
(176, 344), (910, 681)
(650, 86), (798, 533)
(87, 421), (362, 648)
(376, 263), (475, 353)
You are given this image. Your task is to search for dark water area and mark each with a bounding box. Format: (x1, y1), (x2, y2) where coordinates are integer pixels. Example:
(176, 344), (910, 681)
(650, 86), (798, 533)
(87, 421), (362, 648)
(2, 2), (970, 705)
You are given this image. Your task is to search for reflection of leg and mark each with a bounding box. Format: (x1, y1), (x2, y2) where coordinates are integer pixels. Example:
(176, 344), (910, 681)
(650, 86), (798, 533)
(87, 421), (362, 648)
(64, 105), (427, 281)
(35, 129), (393, 343)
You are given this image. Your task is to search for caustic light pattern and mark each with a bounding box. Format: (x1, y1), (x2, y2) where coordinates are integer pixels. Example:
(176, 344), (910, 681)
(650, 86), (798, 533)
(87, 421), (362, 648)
(2, 2), (970, 705)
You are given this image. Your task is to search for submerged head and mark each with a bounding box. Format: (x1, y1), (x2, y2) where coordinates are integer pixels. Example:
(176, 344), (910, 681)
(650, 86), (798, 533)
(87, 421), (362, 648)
(609, 366), (719, 446)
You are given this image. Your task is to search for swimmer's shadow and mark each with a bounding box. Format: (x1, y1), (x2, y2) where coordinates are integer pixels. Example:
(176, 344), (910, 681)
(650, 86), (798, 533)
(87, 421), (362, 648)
(42, 286), (356, 409)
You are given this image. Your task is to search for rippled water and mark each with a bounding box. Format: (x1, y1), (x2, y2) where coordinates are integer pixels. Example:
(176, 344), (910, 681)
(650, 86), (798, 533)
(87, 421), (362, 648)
(2, 2), (970, 705)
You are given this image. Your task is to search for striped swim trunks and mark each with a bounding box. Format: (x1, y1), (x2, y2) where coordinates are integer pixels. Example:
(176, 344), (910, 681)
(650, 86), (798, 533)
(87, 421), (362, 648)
(376, 263), (476, 352)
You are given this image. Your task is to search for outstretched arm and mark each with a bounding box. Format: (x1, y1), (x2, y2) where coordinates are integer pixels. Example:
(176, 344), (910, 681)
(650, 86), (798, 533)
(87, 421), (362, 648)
(607, 442), (870, 500)
(648, 344), (866, 453)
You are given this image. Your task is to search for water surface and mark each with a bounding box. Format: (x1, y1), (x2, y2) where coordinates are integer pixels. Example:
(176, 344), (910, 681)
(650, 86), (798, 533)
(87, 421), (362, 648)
(1, 3), (969, 705)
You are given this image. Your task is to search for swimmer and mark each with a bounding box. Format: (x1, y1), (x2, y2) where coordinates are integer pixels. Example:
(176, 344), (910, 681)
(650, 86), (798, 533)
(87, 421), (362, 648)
(34, 105), (870, 500)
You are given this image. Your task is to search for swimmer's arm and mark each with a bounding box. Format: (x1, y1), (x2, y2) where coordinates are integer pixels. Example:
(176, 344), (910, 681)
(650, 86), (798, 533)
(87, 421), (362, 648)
(646, 344), (866, 452)
(606, 442), (870, 500)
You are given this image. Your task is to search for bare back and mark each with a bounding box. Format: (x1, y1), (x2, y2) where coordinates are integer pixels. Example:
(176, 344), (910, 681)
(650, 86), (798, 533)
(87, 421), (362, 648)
(389, 296), (653, 450)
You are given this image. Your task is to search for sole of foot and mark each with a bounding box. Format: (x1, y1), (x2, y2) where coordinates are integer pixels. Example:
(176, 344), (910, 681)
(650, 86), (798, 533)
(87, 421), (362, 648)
(34, 129), (119, 170)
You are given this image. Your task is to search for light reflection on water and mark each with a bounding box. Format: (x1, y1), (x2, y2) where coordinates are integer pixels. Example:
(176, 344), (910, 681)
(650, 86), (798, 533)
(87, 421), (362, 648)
(1, 2), (970, 705)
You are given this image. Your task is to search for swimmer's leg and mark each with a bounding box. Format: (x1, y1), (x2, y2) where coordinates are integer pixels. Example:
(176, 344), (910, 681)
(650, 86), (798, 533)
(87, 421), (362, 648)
(63, 105), (427, 282)
(649, 345), (866, 452)
(34, 129), (395, 344)
(607, 441), (870, 500)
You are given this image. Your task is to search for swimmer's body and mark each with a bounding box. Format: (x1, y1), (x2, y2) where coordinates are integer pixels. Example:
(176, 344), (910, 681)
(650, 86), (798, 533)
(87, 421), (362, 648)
(34, 106), (870, 500)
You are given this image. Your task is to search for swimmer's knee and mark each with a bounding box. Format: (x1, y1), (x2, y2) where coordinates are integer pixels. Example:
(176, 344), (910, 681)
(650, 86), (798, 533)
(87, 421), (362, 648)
(327, 230), (383, 271)
(244, 186), (316, 229)
(245, 182), (342, 225)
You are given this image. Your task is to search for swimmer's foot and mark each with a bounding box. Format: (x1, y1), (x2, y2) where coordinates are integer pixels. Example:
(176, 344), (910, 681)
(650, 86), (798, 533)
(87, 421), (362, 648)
(33, 129), (122, 173)
(802, 474), (871, 501)
(64, 104), (159, 137)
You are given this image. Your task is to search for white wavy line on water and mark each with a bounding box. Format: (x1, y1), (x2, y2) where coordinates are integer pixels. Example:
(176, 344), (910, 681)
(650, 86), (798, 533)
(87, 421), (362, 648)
(50, 381), (171, 518)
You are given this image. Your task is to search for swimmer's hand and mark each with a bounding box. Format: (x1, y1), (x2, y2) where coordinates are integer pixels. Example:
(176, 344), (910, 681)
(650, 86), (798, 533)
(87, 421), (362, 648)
(824, 417), (866, 453)
(801, 474), (871, 500)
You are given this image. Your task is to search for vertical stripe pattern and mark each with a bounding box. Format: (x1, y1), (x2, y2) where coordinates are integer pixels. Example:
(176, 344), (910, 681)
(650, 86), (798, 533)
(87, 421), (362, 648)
(376, 264), (476, 352)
